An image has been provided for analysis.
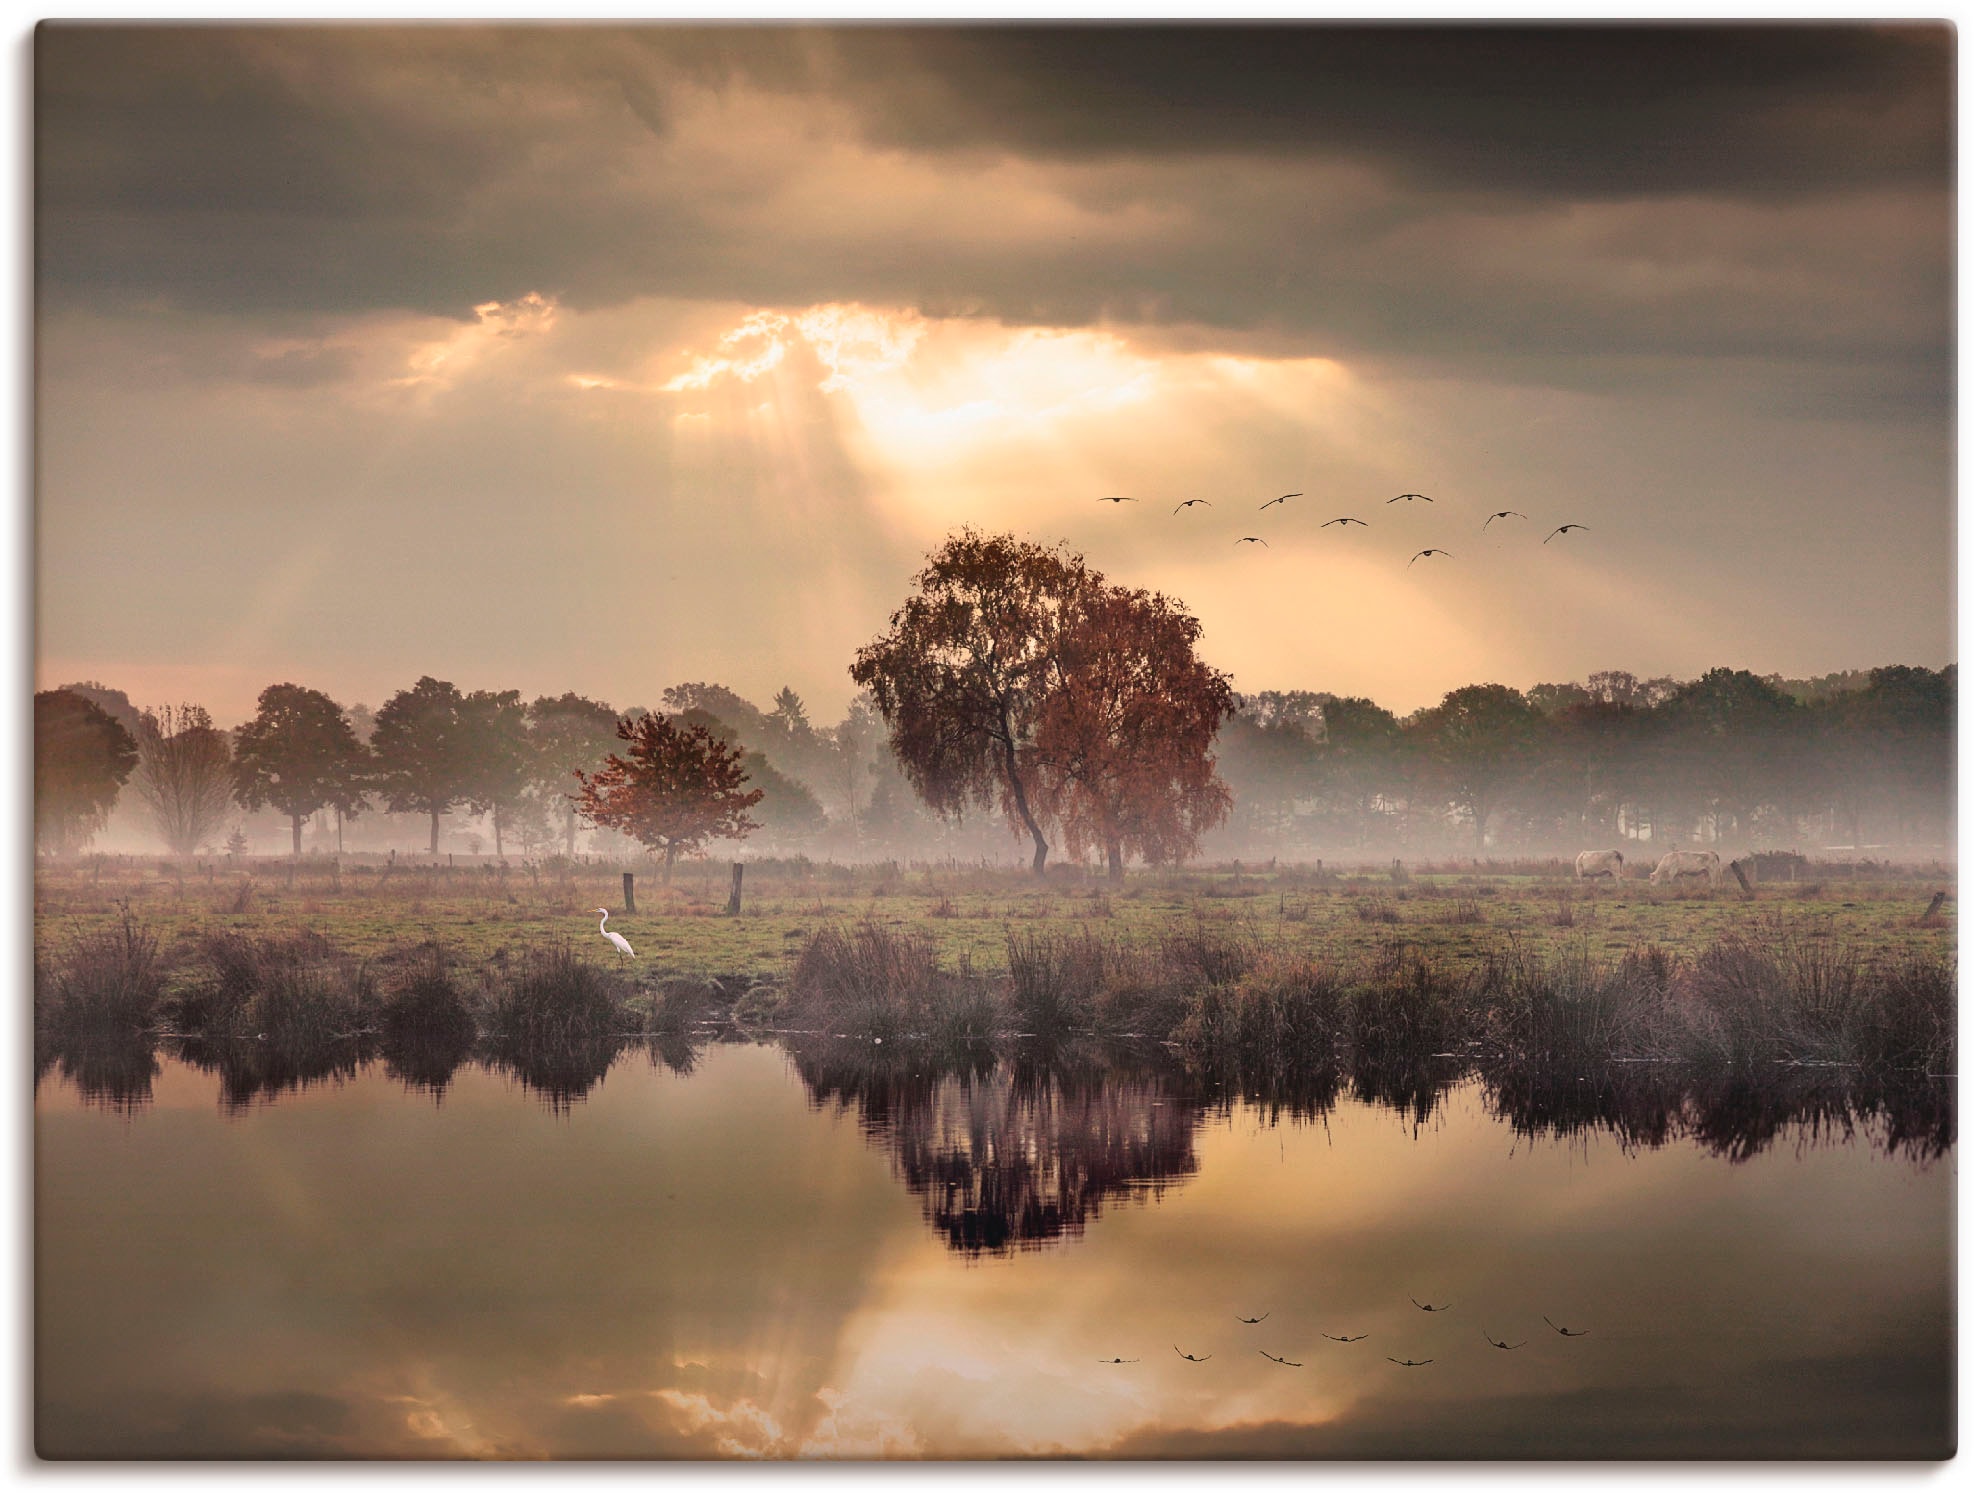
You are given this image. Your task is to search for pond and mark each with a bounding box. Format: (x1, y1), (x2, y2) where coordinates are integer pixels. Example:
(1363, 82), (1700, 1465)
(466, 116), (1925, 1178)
(35, 1037), (1953, 1459)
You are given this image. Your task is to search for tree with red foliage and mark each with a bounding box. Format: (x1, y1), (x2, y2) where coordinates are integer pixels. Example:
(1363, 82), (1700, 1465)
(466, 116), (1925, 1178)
(1035, 582), (1234, 878)
(852, 530), (1234, 876)
(572, 714), (764, 879)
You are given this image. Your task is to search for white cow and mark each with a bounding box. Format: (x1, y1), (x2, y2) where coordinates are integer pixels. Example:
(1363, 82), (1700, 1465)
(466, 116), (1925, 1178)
(1574, 850), (1626, 881)
(1649, 849), (1725, 887)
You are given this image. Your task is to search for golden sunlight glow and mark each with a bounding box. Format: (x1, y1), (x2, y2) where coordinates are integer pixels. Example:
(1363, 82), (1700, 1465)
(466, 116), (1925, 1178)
(393, 292), (560, 392)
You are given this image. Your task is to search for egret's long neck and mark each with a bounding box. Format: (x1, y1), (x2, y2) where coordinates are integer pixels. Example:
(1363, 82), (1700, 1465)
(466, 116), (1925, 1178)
(598, 910), (610, 934)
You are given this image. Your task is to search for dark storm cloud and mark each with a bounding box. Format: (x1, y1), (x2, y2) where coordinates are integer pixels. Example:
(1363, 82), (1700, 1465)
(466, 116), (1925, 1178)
(803, 24), (1952, 197)
(31, 22), (1952, 432)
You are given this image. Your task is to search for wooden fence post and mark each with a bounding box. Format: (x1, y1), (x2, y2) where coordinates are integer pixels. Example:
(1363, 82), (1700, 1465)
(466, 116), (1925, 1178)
(623, 871), (637, 915)
(728, 863), (744, 916)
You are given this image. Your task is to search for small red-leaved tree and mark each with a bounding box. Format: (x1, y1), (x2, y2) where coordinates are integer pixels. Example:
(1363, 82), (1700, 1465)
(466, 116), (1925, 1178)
(571, 715), (764, 880)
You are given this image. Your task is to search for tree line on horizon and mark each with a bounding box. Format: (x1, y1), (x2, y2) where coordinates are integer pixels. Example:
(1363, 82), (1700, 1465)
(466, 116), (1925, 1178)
(33, 531), (1956, 871)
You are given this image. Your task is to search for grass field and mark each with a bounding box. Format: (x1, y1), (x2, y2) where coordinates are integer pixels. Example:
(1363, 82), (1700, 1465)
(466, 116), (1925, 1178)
(32, 854), (1956, 989)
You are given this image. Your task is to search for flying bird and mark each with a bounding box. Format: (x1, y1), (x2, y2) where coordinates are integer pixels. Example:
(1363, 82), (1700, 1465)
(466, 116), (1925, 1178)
(1097, 495), (1137, 504)
(1544, 524), (1590, 544)
(1320, 517), (1368, 528)
(1259, 492), (1303, 509)
(1388, 493), (1433, 503)
(1235, 537), (1270, 547)
(1411, 1297), (1451, 1312)
(1483, 510), (1528, 529)
(1482, 1331), (1527, 1351)
(594, 908), (634, 957)
(1173, 499), (1212, 513)
(1097, 1357), (1140, 1364)
(1408, 549), (1451, 567)
(1319, 1332), (1368, 1343)
(1236, 1313), (1270, 1324)
(1544, 1316), (1590, 1337)
(1258, 1351), (1303, 1367)
(1174, 1347), (1212, 1362)
(1387, 1357), (1434, 1367)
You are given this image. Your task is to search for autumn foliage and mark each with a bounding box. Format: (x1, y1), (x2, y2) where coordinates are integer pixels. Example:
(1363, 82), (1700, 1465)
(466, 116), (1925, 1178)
(572, 714), (765, 877)
(852, 529), (1234, 876)
(1035, 581), (1234, 876)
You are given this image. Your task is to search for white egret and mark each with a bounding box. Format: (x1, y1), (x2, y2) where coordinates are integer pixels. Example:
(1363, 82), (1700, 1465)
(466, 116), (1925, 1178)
(594, 907), (634, 957)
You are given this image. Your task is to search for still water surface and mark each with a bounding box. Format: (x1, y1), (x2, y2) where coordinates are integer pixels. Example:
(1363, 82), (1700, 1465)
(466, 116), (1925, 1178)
(36, 1039), (1952, 1458)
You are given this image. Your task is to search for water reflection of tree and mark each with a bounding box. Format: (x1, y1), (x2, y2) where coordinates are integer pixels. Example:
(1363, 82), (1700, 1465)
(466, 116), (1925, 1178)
(1480, 1061), (1954, 1164)
(789, 1038), (1204, 1255)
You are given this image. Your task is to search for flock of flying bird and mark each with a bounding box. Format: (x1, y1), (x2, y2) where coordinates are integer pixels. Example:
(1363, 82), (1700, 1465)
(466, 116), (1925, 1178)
(1099, 489), (1589, 566)
(1100, 1297), (1591, 1371)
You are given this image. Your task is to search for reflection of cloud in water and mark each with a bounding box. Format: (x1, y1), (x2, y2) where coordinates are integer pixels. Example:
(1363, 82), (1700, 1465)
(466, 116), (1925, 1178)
(34, 1042), (1952, 1458)
(791, 1039), (1202, 1255)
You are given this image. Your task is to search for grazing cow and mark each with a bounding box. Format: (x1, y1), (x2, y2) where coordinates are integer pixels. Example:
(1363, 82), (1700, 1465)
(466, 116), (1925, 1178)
(1574, 850), (1626, 881)
(1649, 849), (1725, 886)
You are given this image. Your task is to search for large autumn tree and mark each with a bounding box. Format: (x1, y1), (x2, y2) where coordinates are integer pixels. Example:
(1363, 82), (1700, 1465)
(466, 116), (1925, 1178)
(572, 714), (764, 878)
(850, 531), (1083, 872)
(231, 682), (370, 855)
(852, 530), (1234, 875)
(1035, 582), (1234, 877)
(34, 688), (138, 853)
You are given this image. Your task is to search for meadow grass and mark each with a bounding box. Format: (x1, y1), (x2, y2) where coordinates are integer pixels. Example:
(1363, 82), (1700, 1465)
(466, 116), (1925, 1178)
(36, 856), (1954, 1083)
(33, 854), (1954, 988)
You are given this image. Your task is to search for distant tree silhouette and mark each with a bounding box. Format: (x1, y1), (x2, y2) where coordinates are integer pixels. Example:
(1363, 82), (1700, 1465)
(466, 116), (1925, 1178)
(54, 680), (142, 740)
(851, 531), (1087, 872)
(461, 688), (531, 859)
(739, 748), (829, 847)
(131, 703), (235, 855)
(1407, 685), (1541, 849)
(34, 688), (138, 854)
(573, 714), (764, 879)
(231, 683), (370, 856)
(526, 693), (624, 859)
(770, 686), (813, 740)
(369, 676), (479, 855)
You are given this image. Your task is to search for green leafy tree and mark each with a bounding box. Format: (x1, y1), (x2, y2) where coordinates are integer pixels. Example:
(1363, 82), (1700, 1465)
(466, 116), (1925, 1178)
(231, 683), (370, 856)
(370, 676), (480, 855)
(34, 688), (138, 853)
(573, 715), (765, 879)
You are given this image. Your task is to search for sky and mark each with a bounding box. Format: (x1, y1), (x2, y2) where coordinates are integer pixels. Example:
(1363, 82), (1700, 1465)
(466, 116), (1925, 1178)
(33, 22), (1955, 727)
